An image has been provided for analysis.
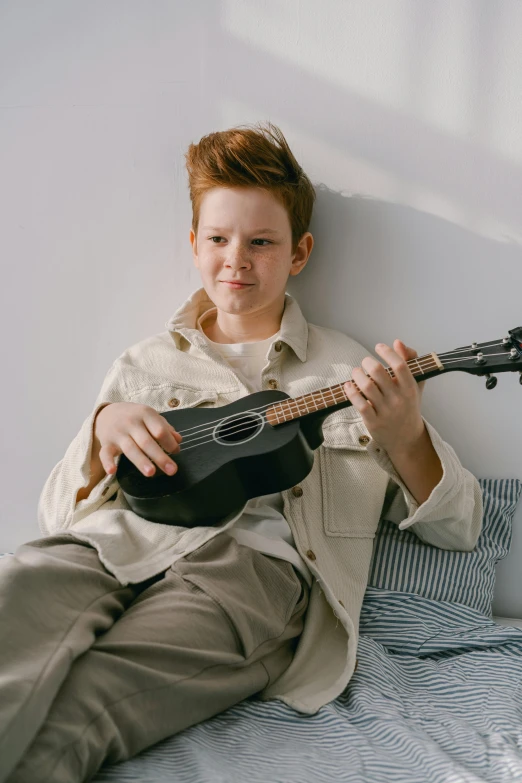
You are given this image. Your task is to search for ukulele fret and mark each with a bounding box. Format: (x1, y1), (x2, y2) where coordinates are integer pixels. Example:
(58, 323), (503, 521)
(265, 354), (441, 426)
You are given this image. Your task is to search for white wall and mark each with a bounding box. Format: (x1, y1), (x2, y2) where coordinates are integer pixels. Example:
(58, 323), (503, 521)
(1, 0), (521, 614)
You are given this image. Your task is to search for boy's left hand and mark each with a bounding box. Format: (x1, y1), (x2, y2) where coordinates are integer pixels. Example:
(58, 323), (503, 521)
(343, 339), (427, 454)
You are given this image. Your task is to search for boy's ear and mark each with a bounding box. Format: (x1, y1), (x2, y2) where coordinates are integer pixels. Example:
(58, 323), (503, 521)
(289, 232), (314, 275)
(190, 229), (198, 265)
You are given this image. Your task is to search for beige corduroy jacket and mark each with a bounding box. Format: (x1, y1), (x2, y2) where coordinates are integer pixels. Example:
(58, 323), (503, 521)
(38, 287), (483, 715)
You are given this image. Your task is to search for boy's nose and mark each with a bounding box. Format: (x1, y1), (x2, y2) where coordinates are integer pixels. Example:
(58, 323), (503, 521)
(226, 252), (250, 269)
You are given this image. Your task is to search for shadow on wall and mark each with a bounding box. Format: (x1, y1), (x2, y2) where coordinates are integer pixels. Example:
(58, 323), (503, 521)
(287, 185), (521, 352)
(285, 185), (522, 618)
(286, 185), (522, 474)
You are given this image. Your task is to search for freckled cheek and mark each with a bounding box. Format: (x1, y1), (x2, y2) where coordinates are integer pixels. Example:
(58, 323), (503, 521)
(258, 255), (288, 277)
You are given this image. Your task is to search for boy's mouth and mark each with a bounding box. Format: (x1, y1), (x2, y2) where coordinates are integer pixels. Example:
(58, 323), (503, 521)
(220, 281), (254, 289)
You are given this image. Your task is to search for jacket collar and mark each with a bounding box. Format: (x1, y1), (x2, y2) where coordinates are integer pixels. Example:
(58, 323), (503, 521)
(165, 287), (308, 362)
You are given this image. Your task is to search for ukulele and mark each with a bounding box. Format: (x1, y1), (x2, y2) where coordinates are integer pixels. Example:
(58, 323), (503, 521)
(116, 327), (522, 527)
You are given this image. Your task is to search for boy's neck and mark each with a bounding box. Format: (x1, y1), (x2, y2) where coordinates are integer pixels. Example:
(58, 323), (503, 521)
(201, 306), (282, 345)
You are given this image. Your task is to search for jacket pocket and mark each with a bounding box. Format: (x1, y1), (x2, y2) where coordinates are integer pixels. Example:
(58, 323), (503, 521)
(319, 413), (387, 537)
(128, 384), (219, 412)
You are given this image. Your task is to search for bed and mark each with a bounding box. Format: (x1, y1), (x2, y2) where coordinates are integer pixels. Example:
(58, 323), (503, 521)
(3, 478), (522, 782)
(94, 587), (522, 783)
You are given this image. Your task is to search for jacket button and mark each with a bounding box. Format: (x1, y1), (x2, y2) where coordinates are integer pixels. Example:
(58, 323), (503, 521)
(354, 659), (358, 672)
(168, 398), (180, 407)
(274, 341), (282, 352)
(292, 485), (303, 497)
(338, 599), (345, 608)
(306, 549), (316, 561)
(101, 486), (109, 496)
(358, 435), (370, 445)
(268, 379), (278, 389)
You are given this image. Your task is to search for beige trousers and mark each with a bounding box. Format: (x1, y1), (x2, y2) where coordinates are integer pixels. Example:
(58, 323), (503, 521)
(0, 531), (309, 783)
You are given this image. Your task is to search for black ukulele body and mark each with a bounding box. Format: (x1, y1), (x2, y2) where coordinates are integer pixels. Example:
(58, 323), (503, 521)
(116, 390), (330, 527)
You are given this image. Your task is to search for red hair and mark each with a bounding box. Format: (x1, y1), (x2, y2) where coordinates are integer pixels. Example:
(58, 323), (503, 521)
(185, 121), (316, 254)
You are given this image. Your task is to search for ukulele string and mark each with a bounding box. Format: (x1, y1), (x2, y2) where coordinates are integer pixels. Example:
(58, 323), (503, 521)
(173, 347), (513, 445)
(430, 351), (511, 365)
(435, 339), (506, 356)
(172, 340), (510, 441)
(174, 360), (460, 453)
(171, 348), (515, 452)
(174, 360), (435, 444)
(172, 354), (440, 441)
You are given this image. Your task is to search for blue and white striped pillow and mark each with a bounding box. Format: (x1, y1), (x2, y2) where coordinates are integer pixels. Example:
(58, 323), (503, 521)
(367, 478), (522, 616)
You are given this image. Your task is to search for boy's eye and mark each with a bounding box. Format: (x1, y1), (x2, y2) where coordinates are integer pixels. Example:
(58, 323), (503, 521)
(208, 236), (271, 246)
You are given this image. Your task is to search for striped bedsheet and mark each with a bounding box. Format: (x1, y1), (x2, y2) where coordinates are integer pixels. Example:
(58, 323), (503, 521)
(93, 586), (522, 783)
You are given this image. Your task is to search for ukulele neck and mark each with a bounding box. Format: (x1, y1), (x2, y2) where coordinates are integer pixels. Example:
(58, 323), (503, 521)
(265, 352), (444, 427)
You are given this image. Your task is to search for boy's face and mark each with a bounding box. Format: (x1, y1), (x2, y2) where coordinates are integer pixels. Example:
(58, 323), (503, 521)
(190, 186), (312, 316)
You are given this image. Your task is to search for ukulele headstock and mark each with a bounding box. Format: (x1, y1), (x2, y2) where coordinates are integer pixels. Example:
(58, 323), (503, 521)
(438, 326), (522, 387)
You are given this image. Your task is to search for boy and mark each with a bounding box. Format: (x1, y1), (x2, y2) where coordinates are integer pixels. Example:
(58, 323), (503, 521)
(0, 122), (483, 782)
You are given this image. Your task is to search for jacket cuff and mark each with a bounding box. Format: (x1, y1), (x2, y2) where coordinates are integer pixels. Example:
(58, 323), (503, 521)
(37, 401), (119, 536)
(365, 416), (462, 530)
(72, 401), (121, 522)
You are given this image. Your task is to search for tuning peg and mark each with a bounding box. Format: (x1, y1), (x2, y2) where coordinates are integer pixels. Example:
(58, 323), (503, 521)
(485, 374), (497, 389)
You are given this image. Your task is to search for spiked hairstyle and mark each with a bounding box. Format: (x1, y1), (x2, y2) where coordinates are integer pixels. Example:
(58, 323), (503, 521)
(185, 121), (316, 254)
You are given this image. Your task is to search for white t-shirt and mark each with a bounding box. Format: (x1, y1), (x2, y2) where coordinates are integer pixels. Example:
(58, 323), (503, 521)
(196, 308), (313, 589)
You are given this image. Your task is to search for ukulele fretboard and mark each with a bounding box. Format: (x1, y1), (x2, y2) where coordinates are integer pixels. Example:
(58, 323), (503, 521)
(265, 352), (443, 426)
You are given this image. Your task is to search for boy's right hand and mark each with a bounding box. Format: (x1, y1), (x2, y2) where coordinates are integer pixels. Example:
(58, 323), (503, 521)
(95, 402), (182, 478)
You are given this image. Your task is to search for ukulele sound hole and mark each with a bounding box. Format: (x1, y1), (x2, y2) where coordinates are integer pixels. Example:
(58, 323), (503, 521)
(215, 412), (264, 446)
